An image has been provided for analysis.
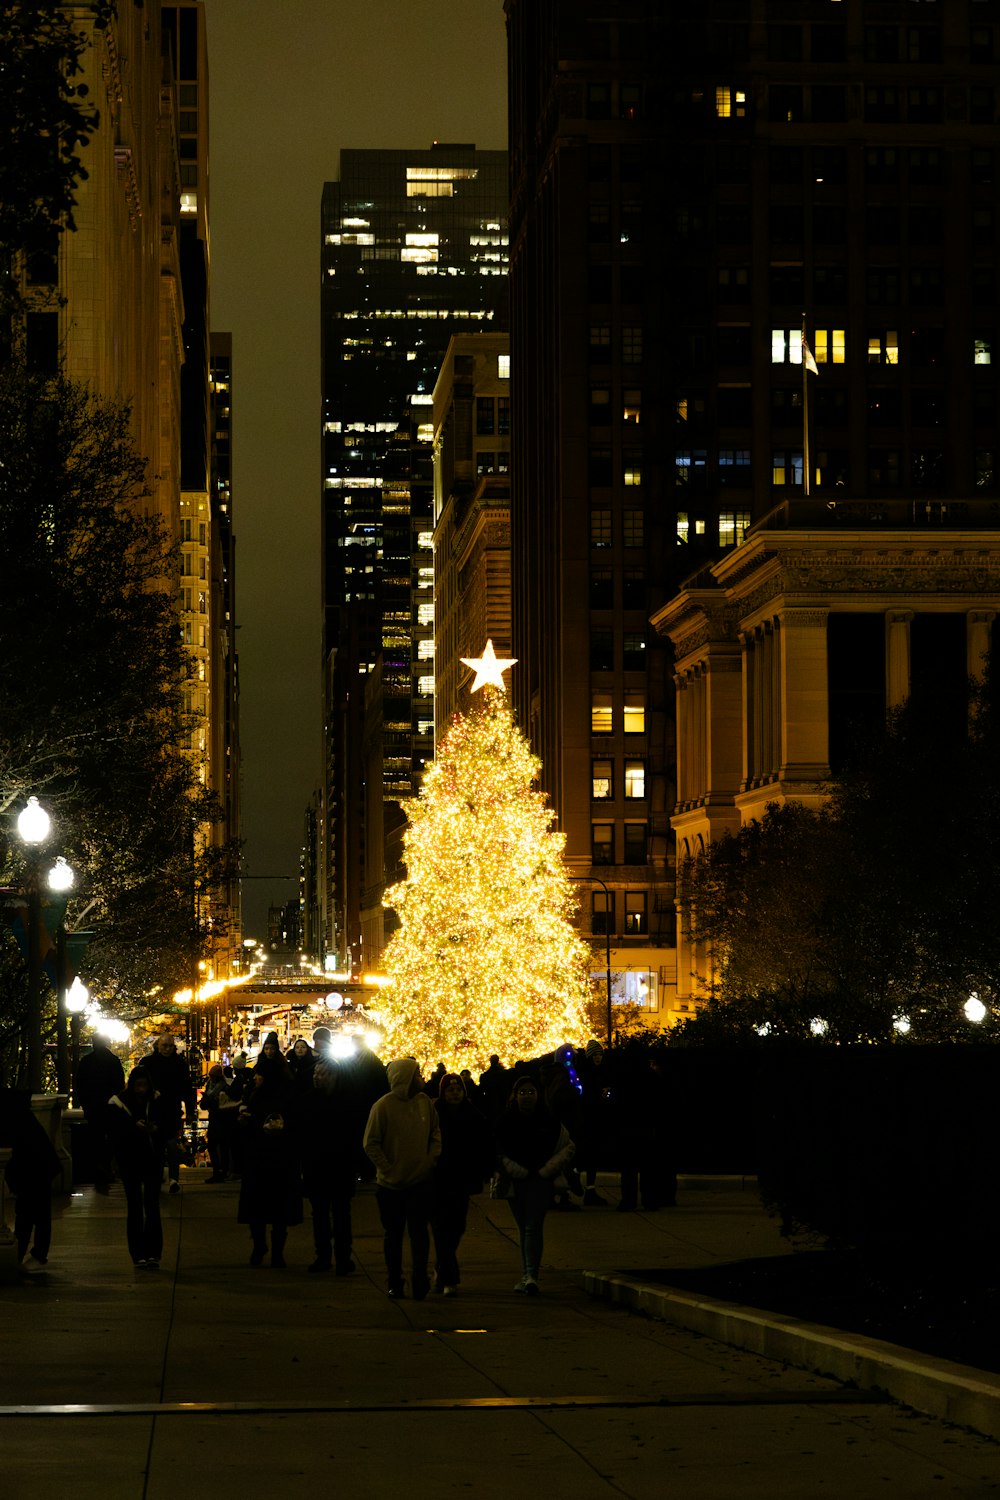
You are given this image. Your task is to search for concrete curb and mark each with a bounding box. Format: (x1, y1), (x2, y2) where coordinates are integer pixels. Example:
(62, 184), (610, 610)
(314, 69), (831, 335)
(584, 1271), (1000, 1444)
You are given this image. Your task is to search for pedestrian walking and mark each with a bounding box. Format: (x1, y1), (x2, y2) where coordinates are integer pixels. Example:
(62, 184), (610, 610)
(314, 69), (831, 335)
(363, 1057), (441, 1300)
(236, 1034), (303, 1267)
(300, 1056), (365, 1274)
(199, 1063), (239, 1182)
(0, 1090), (62, 1270)
(430, 1072), (492, 1296)
(138, 1032), (196, 1193)
(477, 1053), (509, 1130)
(74, 1035), (125, 1193)
(108, 1068), (166, 1269)
(579, 1039), (612, 1205)
(497, 1075), (575, 1296)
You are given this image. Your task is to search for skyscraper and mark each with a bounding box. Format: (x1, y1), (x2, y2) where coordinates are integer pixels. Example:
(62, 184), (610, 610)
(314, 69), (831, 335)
(164, 2), (242, 977)
(432, 332), (512, 738)
(320, 145), (508, 971)
(505, 2), (1000, 1024)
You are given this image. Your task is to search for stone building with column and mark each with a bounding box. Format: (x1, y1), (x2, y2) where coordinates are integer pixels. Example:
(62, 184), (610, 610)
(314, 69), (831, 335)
(653, 498), (1000, 1004)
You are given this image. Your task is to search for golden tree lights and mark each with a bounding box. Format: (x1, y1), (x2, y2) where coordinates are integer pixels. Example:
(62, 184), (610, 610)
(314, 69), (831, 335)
(379, 659), (592, 1074)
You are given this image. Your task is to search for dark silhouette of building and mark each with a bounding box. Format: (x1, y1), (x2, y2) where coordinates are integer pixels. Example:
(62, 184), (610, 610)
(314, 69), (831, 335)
(505, 2), (1000, 1022)
(320, 145), (508, 971)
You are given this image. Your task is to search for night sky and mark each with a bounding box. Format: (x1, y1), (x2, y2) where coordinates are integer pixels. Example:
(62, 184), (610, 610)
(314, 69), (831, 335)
(206, 1), (508, 937)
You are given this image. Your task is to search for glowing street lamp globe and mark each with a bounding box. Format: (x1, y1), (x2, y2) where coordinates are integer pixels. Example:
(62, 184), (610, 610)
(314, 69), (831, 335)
(964, 993), (988, 1024)
(66, 978), (89, 1014)
(17, 796), (50, 845)
(47, 855), (75, 893)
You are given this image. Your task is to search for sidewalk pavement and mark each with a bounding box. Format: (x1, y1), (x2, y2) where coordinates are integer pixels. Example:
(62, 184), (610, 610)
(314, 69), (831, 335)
(2, 1171), (998, 1500)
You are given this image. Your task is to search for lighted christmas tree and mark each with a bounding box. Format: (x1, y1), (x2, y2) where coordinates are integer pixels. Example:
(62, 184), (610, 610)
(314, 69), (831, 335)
(377, 642), (593, 1073)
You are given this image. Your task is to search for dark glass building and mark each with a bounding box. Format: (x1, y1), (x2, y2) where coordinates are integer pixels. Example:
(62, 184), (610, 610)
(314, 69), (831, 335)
(320, 145), (508, 970)
(506, 1), (1000, 1022)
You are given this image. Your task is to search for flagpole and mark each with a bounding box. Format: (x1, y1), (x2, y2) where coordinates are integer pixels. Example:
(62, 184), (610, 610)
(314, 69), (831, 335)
(802, 312), (810, 498)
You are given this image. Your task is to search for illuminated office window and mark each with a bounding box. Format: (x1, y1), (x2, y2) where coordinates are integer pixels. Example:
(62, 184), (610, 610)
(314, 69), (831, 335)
(592, 758), (614, 800)
(719, 510), (751, 547)
(624, 890), (648, 932)
(623, 696), (645, 735)
(772, 450), (804, 485)
(591, 693), (613, 735)
(716, 86), (747, 119)
(624, 760), (645, 799)
(868, 331), (899, 365)
(815, 329), (846, 363)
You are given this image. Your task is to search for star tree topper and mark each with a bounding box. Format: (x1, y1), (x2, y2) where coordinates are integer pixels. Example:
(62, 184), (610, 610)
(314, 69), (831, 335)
(460, 638), (517, 693)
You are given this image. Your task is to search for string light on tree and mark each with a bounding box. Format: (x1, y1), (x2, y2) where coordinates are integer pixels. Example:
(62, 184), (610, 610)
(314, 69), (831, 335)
(378, 645), (591, 1073)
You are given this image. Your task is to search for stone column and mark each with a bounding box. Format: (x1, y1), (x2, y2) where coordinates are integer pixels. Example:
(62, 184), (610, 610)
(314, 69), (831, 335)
(967, 610), (995, 683)
(704, 647), (744, 804)
(673, 674), (688, 805)
(739, 630), (753, 790)
(885, 609), (914, 712)
(693, 669), (706, 802)
(779, 608), (831, 782)
(761, 622), (775, 779)
(752, 629), (765, 783)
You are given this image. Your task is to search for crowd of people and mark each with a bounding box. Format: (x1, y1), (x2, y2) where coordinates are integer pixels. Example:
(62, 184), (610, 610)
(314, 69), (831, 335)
(3, 1030), (676, 1297)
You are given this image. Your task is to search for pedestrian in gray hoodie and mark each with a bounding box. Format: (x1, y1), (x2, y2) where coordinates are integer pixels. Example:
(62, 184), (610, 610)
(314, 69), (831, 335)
(363, 1058), (441, 1299)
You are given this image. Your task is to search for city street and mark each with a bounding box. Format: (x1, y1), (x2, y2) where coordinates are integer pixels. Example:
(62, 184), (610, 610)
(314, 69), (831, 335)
(3, 1175), (998, 1499)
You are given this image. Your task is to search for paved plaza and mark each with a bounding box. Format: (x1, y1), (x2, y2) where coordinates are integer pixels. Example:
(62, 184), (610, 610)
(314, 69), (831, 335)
(3, 1174), (999, 1499)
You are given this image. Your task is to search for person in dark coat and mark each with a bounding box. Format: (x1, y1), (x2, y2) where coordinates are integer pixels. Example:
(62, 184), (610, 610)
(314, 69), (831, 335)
(542, 1048), (586, 1211)
(107, 1068), (166, 1268)
(74, 1036), (126, 1192)
(477, 1054), (509, 1130)
(286, 1037), (316, 1093)
(299, 1056), (366, 1273)
(430, 1072), (492, 1296)
(614, 1040), (674, 1212)
(236, 1034), (302, 1267)
(138, 1032), (196, 1193)
(496, 1076), (575, 1296)
(578, 1040), (613, 1205)
(199, 1064), (240, 1182)
(0, 1090), (61, 1269)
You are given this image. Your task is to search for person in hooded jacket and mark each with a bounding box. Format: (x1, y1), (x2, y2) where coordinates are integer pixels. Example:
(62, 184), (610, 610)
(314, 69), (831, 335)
(497, 1075), (575, 1296)
(108, 1067), (167, 1268)
(236, 1033), (303, 1267)
(430, 1072), (492, 1296)
(363, 1057), (441, 1299)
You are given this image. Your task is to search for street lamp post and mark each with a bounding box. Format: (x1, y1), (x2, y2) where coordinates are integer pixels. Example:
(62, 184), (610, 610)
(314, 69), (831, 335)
(16, 798), (75, 1094)
(65, 977), (89, 1102)
(48, 857), (76, 1097)
(17, 797), (51, 1094)
(570, 874), (614, 1049)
